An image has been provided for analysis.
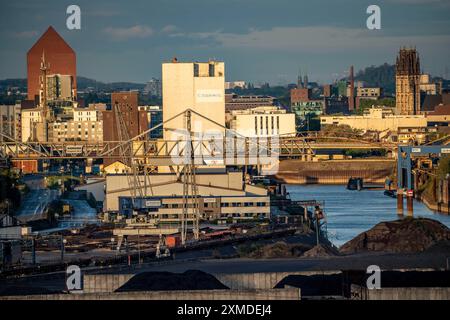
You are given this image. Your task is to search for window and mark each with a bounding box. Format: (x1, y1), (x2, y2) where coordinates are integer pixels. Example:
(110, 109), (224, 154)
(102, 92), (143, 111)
(271, 116), (274, 135)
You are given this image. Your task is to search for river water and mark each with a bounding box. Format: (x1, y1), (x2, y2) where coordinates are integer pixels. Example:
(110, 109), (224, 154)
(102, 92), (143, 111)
(285, 184), (450, 247)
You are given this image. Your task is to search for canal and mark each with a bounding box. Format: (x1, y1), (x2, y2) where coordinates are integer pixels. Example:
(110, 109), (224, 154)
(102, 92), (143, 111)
(286, 184), (450, 247)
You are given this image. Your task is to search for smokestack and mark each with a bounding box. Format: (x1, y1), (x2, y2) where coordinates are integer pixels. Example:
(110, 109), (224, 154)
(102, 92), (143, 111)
(349, 65), (355, 112)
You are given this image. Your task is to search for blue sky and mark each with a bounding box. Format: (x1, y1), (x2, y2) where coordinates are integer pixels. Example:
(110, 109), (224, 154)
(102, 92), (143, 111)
(0, 0), (449, 84)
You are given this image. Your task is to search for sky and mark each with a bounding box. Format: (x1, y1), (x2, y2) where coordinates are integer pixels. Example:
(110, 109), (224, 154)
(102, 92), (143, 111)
(0, 0), (449, 85)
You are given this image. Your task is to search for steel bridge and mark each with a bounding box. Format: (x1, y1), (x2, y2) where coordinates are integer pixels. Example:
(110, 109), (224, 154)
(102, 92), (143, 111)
(0, 109), (394, 165)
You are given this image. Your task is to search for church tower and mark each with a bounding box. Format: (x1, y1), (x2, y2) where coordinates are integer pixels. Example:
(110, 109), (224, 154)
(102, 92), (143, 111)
(395, 48), (421, 115)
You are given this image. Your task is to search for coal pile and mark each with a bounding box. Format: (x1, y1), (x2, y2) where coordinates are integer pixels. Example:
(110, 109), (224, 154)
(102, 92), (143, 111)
(275, 274), (343, 296)
(115, 270), (229, 292)
(340, 218), (450, 254)
(302, 244), (339, 258)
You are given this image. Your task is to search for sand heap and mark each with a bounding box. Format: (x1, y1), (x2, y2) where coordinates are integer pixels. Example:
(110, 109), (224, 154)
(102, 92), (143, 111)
(340, 218), (450, 254)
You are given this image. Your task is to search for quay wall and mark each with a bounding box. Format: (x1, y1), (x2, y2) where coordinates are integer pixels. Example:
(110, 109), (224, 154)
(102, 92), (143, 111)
(351, 285), (450, 300)
(274, 159), (395, 184)
(0, 288), (301, 300)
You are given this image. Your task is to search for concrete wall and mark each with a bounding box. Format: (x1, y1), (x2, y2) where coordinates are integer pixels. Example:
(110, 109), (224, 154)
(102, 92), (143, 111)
(215, 271), (341, 290)
(351, 285), (450, 300)
(84, 271), (341, 293)
(0, 288), (300, 300)
(84, 274), (134, 293)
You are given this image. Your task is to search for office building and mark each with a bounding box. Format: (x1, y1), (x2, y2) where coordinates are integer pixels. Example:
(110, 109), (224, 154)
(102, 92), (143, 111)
(138, 105), (163, 138)
(0, 104), (21, 142)
(45, 74), (74, 102)
(47, 106), (103, 143)
(144, 78), (162, 97)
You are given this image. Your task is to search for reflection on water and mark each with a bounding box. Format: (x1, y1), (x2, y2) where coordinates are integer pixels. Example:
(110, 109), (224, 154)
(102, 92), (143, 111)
(286, 184), (450, 247)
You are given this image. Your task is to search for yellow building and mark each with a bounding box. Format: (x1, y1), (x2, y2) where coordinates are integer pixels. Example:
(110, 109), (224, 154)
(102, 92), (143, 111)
(320, 108), (427, 132)
(103, 161), (131, 175)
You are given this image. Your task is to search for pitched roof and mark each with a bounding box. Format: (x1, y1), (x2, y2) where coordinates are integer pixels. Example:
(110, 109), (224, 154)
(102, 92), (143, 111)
(27, 26), (75, 56)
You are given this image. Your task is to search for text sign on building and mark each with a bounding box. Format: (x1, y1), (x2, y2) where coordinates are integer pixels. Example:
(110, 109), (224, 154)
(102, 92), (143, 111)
(145, 200), (161, 207)
(411, 148), (421, 153)
(65, 145), (84, 155)
(195, 89), (223, 103)
(203, 198), (216, 203)
(441, 148), (450, 154)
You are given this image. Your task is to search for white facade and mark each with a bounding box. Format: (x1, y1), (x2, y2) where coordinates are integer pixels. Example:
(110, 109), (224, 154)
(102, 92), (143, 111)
(162, 60), (225, 140)
(230, 106), (296, 137)
(21, 108), (42, 142)
(73, 107), (100, 122)
(320, 108), (427, 132)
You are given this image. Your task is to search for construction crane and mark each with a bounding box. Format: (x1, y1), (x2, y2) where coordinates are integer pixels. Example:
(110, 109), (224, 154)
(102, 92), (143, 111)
(113, 101), (144, 202)
(180, 110), (200, 244)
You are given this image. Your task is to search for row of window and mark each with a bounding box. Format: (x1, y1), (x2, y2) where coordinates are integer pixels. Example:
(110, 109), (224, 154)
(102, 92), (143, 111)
(161, 201), (269, 209)
(254, 116), (280, 135)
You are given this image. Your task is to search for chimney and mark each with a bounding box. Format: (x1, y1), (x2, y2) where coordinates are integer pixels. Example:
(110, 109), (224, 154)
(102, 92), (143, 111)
(349, 65), (355, 112)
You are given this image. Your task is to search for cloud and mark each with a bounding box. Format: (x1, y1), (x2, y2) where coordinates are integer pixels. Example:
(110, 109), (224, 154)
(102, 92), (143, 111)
(11, 30), (38, 39)
(161, 25), (178, 33)
(103, 25), (154, 40)
(178, 26), (450, 53)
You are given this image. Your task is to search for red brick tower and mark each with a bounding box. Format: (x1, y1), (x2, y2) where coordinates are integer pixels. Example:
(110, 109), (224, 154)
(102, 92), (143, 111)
(27, 26), (76, 101)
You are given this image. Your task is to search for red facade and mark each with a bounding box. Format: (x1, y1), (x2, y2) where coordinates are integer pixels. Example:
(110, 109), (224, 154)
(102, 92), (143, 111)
(103, 92), (148, 165)
(27, 26), (76, 100)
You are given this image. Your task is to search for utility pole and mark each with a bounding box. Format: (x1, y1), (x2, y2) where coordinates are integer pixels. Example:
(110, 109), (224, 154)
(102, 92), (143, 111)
(39, 51), (50, 142)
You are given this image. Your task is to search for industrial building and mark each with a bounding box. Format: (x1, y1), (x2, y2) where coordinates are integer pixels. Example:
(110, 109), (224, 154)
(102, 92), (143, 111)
(102, 92), (148, 165)
(105, 171), (270, 222)
(162, 59), (225, 140)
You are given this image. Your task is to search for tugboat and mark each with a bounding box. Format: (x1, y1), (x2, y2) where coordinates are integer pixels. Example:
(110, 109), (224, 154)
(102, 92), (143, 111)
(347, 177), (363, 191)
